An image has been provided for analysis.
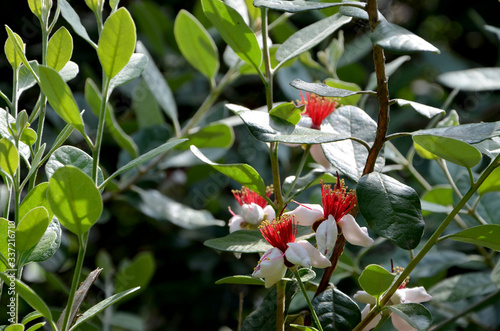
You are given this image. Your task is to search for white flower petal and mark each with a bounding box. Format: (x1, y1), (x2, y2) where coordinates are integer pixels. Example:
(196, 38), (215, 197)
(285, 242), (312, 268)
(316, 215), (338, 258)
(310, 144), (332, 169)
(360, 304), (381, 331)
(285, 204), (324, 226)
(338, 214), (374, 247)
(353, 291), (377, 305)
(241, 203), (264, 224)
(391, 314), (417, 331)
(295, 240), (331, 268)
(228, 215), (245, 233)
(263, 205), (276, 222)
(252, 248), (287, 288)
(399, 287), (432, 303)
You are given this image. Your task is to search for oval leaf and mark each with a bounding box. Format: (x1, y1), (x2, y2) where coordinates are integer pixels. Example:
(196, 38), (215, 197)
(47, 26), (73, 71)
(202, 0), (262, 70)
(174, 10), (219, 79)
(394, 99), (445, 118)
(0, 137), (19, 177)
(176, 123), (234, 150)
(358, 264), (396, 298)
(372, 20), (439, 54)
(357, 172), (424, 250)
(269, 102), (301, 125)
(388, 303), (432, 330)
(438, 68), (500, 92)
(115, 251), (156, 293)
(15, 206), (50, 255)
(447, 225), (500, 252)
(4, 29), (25, 69)
(412, 135), (482, 168)
(98, 7), (136, 79)
(47, 166), (102, 236)
(26, 218), (62, 263)
(216, 275), (265, 286)
(312, 288), (361, 331)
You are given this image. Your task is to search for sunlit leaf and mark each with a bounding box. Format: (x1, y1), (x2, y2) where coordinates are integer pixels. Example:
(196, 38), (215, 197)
(447, 225), (500, 251)
(4, 28), (25, 69)
(0, 137), (19, 177)
(47, 27), (73, 71)
(15, 207), (50, 255)
(358, 264), (395, 298)
(412, 135), (481, 168)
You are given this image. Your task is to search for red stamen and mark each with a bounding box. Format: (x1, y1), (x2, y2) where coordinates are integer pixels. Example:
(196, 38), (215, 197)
(259, 215), (297, 253)
(232, 186), (273, 208)
(321, 173), (357, 222)
(300, 91), (338, 129)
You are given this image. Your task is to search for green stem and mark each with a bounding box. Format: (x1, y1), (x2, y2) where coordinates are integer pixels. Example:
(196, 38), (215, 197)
(93, 76), (110, 183)
(276, 280), (285, 331)
(292, 269), (323, 331)
(61, 232), (89, 331)
(353, 154), (500, 331)
(284, 144), (311, 201)
(261, 7), (273, 112)
(270, 142), (284, 213)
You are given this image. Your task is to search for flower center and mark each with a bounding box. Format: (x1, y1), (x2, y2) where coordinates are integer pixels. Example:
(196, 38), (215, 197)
(300, 91), (338, 129)
(259, 215), (297, 253)
(321, 173), (357, 221)
(232, 185), (273, 209)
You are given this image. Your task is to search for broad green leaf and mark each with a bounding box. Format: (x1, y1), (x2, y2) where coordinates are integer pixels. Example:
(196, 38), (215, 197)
(15, 207), (50, 255)
(47, 27), (73, 71)
(20, 183), (52, 220)
(0, 218), (12, 272)
(324, 78), (362, 106)
(421, 185), (453, 216)
(85, 79), (139, 158)
(109, 53), (148, 90)
(26, 218), (61, 264)
(216, 275), (265, 286)
(45, 146), (104, 186)
(190, 145), (267, 198)
(174, 10), (219, 79)
(102, 138), (187, 187)
(202, 0), (262, 70)
(372, 20), (440, 54)
(98, 7), (136, 79)
(28, 0), (52, 21)
(388, 303), (432, 330)
(242, 282), (299, 331)
(47, 166), (102, 236)
(59, 0), (97, 48)
(228, 104), (347, 144)
(20, 128), (37, 147)
(290, 78), (371, 98)
(269, 102), (301, 125)
(414, 121), (500, 145)
(447, 225), (500, 251)
(135, 188), (225, 229)
(21, 311), (44, 325)
(0, 275), (55, 329)
(357, 172), (424, 250)
(414, 141), (438, 160)
(37, 66), (85, 135)
(176, 123), (234, 150)
(394, 99), (445, 118)
(254, 0), (365, 12)
(115, 251), (156, 293)
(322, 106), (384, 182)
(429, 271), (496, 302)
(412, 135), (481, 168)
(26, 323), (45, 331)
(438, 68), (500, 91)
(312, 288), (361, 331)
(85, 0), (103, 13)
(136, 41), (179, 127)
(5, 324), (23, 331)
(358, 264), (396, 298)
(0, 138), (19, 177)
(276, 13), (351, 64)
(4, 29), (25, 69)
(69, 287), (140, 331)
(478, 167), (500, 195)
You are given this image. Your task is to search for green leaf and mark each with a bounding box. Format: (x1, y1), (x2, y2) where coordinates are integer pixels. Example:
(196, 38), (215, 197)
(69, 287), (140, 331)
(324, 78), (362, 106)
(47, 166), (102, 236)
(312, 287), (361, 331)
(5, 324), (24, 331)
(85, 78), (139, 158)
(0, 109), (29, 161)
(21, 311), (44, 325)
(242, 281), (299, 331)
(358, 264), (396, 298)
(15, 207), (50, 255)
(45, 146), (104, 186)
(283, 169), (336, 200)
(421, 185), (453, 216)
(0, 218), (12, 272)
(478, 167), (500, 195)
(372, 20), (440, 54)
(20, 183), (52, 220)
(98, 7), (136, 79)
(174, 9), (219, 79)
(176, 123), (234, 150)
(102, 138), (187, 187)
(429, 271), (496, 302)
(269, 102), (301, 125)
(18, 60), (38, 95)
(25, 218), (61, 264)
(85, 0), (103, 13)
(115, 251), (155, 293)
(135, 188), (225, 229)
(357, 172), (424, 250)
(109, 53), (148, 90)
(216, 275), (265, 286)
(322, 106), (383, 182)
(47, 27), (73, 71)
(253, 0), (365, 12)
(412, 135), (482, 168)
(202, 0), (262, 70)
(37, 66), (85, 135)
(276, 13), (351, 64)
(25, 323), (45, 331)
(394, 99), (445, 118)
(0, 274), (55, 329)
(413, 121), (500, 145)
(388, 303), (432, 330)
(290, 79), (371, 98)
(190, 145), (267, 198)
(0, 137), (19, 177)
(136, 41), (179, 128)
(438, 68), (500, 91)
(229, 104), (346, 144)
(4, 28), (25, 69)
(447, 225), (500, 251)
(59, 0), (97, 48)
